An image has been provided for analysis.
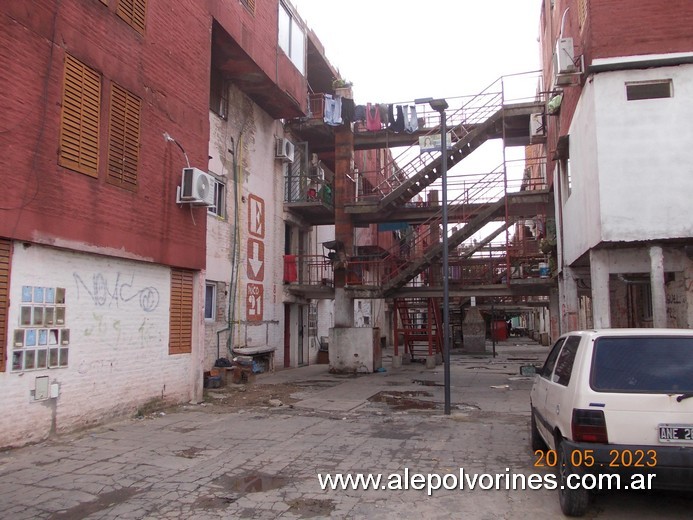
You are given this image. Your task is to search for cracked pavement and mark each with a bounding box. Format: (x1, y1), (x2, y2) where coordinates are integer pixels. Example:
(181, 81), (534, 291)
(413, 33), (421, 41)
(0, 339), (691, 519)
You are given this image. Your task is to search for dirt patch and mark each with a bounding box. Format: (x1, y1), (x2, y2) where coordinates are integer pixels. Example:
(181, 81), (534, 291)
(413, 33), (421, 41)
(213, 472), (288, 493)
(368, 390), (438, 411)
(47, 487), (142, 520)
(286, 498), (336, 518)
(199, 383), (305, 411)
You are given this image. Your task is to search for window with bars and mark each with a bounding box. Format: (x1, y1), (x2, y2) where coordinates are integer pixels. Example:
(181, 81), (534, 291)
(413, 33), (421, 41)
(59, 55), (101, 177)
(0, 238), (10, 372)
(117, 0), (147, 34)
(169, 269), (193, 355)
(108, 84), (141, 191)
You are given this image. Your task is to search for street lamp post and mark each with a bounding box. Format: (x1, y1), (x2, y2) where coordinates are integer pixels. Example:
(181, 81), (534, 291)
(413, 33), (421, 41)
(415, 97), (451, 415)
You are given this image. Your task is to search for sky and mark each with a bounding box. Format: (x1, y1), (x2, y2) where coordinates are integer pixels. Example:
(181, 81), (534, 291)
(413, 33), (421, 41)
(290, 0), (544, 106)
(289, 0), (546, 241)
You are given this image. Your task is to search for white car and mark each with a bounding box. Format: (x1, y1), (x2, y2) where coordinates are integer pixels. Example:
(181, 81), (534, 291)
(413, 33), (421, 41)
(530, 329), (693, 517)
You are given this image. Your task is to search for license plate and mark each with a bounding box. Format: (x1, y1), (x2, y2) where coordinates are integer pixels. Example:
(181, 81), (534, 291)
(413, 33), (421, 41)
(658, 424), (693, 443)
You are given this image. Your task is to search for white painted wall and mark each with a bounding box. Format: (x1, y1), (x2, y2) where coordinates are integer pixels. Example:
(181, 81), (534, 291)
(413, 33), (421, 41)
(595, 66), (693, 242)
(1, 244), (197, 447)
(564, 65), (693, 265)
(562, 78), (600, 265)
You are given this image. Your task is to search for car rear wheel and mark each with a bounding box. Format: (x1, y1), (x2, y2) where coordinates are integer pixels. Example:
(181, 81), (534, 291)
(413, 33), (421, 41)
(557, 440), (590, 517)
(530, 411), (548, 452)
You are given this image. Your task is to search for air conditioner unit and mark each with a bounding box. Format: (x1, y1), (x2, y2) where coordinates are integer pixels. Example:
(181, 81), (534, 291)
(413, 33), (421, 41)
(529, 113), (546, 139)
(179, 167), (215, 206)
(275, 138), (295, 163)
(554, 37), (577, 75)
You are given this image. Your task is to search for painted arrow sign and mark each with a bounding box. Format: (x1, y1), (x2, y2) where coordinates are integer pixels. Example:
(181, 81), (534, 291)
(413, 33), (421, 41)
(247, 238), (265, 281)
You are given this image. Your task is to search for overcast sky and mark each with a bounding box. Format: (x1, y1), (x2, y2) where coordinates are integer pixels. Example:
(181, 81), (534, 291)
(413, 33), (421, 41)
(290, 0), (544, 105)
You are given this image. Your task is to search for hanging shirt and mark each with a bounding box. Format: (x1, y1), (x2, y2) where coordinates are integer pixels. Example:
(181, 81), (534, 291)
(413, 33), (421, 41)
(404, 105), (419, 133)
(354, 105), (366, 122)
(366, 103), (381, 131)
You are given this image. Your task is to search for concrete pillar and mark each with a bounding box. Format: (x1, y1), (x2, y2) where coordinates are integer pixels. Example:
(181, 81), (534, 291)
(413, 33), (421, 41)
(462, 305), (486, 352)
(590, 249), (611, 329)
(425, 356), (436, 369)
(560, 266), (579, 332)
(549, 286), (560, 342)
(334, 288), (354, 328)
(391, 354), (402, 368)
(649, 245), (667, 328)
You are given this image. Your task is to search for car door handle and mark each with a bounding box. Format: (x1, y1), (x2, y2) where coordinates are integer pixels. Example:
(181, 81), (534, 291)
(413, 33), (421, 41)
(556, 404), (560, 415)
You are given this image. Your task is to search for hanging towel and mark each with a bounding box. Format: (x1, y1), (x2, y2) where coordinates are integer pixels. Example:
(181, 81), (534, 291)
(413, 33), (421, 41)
(341, 97), (355, 123)
(389, 104), (405, 133)
(404, 105), (419, 133)
(283, 255), (298, 283)
(366, 102), (382, 131)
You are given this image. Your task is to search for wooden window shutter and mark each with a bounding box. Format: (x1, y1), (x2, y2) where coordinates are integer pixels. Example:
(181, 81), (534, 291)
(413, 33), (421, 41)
(59, 55), (101, 177)
(108, 84), (141, 190)
(117, 0), (147, 34)
(0, 238), (11, 372)
(169, 269), (193, 355)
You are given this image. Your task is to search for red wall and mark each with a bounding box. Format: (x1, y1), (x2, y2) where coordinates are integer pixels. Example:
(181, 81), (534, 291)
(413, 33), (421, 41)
(589, 0), (693, 60)
(0, 0), (211, 269)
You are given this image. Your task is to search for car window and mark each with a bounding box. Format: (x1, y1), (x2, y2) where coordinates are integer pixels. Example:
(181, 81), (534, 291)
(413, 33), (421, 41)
(591, 336), (693, 393)
(552, 336), (581, 386)
(540, 338), (566, 379)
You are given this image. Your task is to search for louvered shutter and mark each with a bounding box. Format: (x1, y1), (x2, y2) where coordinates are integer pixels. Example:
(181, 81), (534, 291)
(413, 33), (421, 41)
(59, 55), (101, 177)
(117, 0), (147, 35)
(169, 269), (193, 355)
(108, 84), (141, 190)
(0, 239), (11, 372)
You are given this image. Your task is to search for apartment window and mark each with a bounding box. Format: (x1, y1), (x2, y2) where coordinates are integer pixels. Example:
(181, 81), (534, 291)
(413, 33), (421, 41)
(208, 178), (226, 218)
(204, 283), (216, 320)
(308, 301), (317, 338)
(278, 2), (305, 74)
(626, 80), (673, 101)
(169, 269), (193, 355)
(0, 238), (10, 372)
(210, 67), (229, 119)
(241, 0), (255, 14)
(59, 55), (101, 177)
(13, 286), (69, 371)
(108, 84), (141, 191)
(117, 0), (147, 35)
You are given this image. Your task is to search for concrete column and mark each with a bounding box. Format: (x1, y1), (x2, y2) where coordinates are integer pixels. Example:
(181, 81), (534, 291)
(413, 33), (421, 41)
(649, 245), (667, 328)
(334, 288), (354, 328)
(560, 266), (579, 333)
(333, 125), (354, 289)
(549, 286), (560, 342)
(590, 249), (611, 329)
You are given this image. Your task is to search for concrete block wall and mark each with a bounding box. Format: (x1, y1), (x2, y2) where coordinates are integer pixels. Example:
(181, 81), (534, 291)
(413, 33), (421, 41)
(1, 243), (196, 448)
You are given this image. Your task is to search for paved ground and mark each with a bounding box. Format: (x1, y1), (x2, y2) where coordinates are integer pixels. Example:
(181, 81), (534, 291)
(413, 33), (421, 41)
(1, 338), (691, 519)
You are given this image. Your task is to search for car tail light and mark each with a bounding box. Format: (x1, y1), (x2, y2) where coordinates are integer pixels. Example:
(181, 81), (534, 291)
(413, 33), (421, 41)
(571, 409), (609, 443)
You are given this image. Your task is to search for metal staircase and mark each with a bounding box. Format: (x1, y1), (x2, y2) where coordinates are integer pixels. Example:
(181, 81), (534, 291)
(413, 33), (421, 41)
(383, 197), (507, 295)
(393, 298), (443, 360)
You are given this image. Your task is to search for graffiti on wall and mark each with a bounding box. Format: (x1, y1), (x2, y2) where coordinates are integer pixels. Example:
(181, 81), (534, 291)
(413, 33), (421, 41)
(73, 271), (164, 352)
(73, 272), (160, 312)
